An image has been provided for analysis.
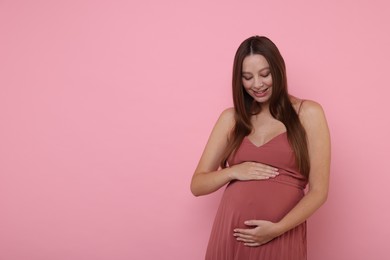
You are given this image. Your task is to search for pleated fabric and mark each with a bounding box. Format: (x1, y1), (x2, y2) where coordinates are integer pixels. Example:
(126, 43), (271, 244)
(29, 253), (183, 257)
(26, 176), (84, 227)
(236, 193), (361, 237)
(205, 132), (308, 260)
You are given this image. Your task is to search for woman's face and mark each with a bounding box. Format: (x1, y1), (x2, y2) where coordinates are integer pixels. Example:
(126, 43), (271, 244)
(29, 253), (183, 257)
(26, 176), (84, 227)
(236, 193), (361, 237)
(241, 54), (273, 104)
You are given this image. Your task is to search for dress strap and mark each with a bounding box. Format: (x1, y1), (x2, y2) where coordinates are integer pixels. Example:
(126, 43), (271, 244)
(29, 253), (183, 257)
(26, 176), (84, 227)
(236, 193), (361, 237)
(298, 100), (305, 114)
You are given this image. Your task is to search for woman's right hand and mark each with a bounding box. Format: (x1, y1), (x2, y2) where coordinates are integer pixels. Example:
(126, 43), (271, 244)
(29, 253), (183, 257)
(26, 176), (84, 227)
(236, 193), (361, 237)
(229, 162), (279, 181)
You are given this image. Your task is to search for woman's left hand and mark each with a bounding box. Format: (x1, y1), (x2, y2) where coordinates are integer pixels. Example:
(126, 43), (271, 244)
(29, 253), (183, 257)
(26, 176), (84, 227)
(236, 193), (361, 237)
(233, 220), (281, 247)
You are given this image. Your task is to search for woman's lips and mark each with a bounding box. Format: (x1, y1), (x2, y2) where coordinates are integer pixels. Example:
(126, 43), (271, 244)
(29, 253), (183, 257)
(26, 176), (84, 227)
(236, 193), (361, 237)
(253, 87), (269, 97)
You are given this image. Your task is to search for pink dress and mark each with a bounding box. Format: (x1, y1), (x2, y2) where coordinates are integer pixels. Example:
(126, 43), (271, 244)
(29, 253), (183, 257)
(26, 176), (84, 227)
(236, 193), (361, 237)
(205, 132), (308, 260)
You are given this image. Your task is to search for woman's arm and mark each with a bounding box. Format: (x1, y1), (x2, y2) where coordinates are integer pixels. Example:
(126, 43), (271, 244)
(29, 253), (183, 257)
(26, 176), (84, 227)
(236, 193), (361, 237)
(190, 108), (236, 196)
(233, 100), (331, 246)
(274, 100), (330, 231)
(191, 108), (279, 197)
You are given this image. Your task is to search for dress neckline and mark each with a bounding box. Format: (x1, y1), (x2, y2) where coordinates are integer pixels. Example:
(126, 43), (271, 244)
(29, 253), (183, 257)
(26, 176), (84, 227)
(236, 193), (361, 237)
(244, 131), (287, 148)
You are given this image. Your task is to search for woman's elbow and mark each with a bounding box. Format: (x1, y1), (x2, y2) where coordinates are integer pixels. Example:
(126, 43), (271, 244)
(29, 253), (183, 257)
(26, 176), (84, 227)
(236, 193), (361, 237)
(191, 190), (202, 197)
(315, 189), (329, 206)
(190, 177), (203, 197)
(190, 185), (200, 197)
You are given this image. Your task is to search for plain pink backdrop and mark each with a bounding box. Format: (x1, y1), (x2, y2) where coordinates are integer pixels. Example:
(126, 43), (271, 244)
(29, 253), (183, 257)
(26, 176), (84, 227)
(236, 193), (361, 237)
(1, 0), (389, 259)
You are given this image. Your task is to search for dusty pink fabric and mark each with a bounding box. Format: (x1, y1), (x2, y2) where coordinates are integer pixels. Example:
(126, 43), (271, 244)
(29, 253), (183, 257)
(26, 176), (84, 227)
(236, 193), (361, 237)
(205, 132), (308, 260)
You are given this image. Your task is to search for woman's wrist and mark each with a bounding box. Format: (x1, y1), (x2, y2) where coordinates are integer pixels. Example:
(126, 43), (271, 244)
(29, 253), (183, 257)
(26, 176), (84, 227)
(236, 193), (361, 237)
(224, 167), (236, 181)
(273, 221), (287, 237)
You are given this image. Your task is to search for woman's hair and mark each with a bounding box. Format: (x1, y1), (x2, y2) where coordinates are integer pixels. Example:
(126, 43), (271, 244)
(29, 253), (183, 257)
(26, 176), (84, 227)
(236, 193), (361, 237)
(219, 36), (310, 178)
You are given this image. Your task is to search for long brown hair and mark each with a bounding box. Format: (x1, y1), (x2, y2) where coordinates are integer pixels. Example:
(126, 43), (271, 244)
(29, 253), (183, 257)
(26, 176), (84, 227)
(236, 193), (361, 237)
(220, 36), (310, 178)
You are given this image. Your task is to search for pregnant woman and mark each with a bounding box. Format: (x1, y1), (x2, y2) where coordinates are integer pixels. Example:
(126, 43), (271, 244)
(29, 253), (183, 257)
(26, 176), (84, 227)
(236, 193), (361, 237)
(190, 36), (330, 260)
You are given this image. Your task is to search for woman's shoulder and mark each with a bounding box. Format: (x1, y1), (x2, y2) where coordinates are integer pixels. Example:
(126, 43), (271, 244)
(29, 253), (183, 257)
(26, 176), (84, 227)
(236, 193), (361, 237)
(290, 96), (324, 116)
(217, 107), (236, 126)
(292, 98), (327, 131)
(208, 108), (236, 140)
(220, 107), (235, 117)
(299, 99), (325, 117)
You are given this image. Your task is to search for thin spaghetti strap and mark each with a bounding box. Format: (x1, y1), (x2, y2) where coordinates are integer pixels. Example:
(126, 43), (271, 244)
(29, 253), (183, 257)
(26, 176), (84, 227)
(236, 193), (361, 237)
(298, 99), (305, 114)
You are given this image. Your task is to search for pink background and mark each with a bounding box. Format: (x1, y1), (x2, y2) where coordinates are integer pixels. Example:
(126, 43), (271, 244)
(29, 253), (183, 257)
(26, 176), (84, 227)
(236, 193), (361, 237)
(1, 0), (389, 259)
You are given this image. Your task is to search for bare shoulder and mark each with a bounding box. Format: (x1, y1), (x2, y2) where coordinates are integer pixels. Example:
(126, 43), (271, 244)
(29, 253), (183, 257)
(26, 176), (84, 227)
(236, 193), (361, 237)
(289, 95), (312, 113)
(220, 107), (235, 118)
(299, 100), (326, 120)
(217, 107), (236, 128)
(298, 100), (329, 135)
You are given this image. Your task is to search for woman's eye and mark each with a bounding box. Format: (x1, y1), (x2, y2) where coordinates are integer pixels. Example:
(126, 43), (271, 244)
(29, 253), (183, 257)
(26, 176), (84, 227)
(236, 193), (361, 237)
(243, 77), (252, 81)
(261, 73), (270, 77)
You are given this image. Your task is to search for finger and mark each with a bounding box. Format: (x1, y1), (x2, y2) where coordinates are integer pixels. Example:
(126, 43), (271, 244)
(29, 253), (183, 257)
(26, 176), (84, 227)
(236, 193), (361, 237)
(236, 237), (255, 243)
(244, 220), (257, 226)
(257, 166), (279, 174)
(233, 228), (253, 235)
(233, 232), (253, 239)
(244, 242), (261, 247)
(250, 169), (277, 177)
(266, 165), (279, 172)
(251, 166), (278, 175)
(254, 174), (275, 180)
(253, 174), (274, 180)
(252, 172), (277, 180)
(252, 162), (278, 171)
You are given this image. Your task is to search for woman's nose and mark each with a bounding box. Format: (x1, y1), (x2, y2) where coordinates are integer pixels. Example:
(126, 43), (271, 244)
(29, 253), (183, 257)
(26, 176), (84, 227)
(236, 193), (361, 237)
(253, 77), (264, 89)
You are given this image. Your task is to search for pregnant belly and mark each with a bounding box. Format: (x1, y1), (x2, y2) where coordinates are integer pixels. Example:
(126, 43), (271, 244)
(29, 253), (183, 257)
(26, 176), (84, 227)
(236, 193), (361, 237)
(221, 179), (304, 223)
